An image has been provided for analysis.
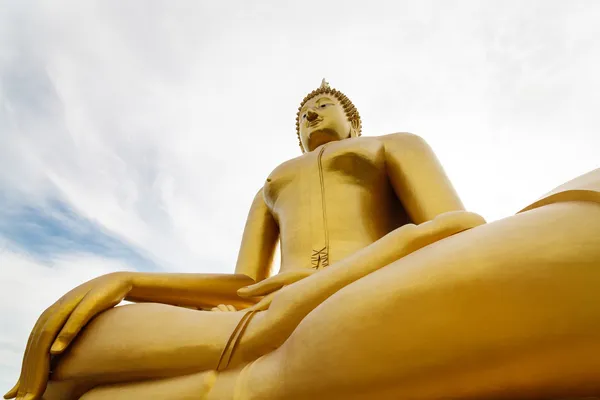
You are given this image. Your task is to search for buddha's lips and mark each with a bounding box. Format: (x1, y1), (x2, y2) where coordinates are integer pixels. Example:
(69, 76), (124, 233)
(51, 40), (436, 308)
(308, 118), (323, 128)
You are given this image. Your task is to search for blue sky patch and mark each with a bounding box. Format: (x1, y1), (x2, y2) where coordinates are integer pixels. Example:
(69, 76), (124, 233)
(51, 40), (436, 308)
(0, 195), (158, 271)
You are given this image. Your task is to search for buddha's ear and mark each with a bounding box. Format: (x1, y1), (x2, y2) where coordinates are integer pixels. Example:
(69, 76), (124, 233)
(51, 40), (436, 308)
(349, 119), (361, 138)
(298, 137), (306, 153)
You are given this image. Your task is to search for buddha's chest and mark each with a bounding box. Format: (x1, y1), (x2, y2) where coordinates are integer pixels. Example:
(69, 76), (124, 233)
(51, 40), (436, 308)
(263, 138), (395, 270)
(263, 138), (387, 211)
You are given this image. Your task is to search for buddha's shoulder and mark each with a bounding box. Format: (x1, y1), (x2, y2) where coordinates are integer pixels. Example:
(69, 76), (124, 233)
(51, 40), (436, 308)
(265, 155), (302, 186)
(268, 153), (301, 173)
(376, 132), (429, 148)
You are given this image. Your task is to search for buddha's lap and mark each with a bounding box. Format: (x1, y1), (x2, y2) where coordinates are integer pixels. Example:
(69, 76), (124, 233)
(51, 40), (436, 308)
(241, 201), (600, 398)
(55, 201), (600, 391)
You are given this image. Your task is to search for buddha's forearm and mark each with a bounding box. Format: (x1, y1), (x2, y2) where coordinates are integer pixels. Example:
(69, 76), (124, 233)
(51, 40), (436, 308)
(250, 211), (485, 348)
(291, 211), (483, 310)
(126, 273), (257, 309)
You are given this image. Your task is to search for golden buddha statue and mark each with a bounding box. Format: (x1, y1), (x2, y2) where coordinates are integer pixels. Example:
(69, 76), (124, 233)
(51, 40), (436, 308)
(6, 80), (600, 400)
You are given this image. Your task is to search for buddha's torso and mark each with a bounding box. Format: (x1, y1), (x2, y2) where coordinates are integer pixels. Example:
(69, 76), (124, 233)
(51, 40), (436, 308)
(263, 136), (410, 272)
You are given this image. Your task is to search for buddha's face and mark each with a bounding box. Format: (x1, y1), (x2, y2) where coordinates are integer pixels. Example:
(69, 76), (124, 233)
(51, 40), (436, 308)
(299, 94), (352, 152)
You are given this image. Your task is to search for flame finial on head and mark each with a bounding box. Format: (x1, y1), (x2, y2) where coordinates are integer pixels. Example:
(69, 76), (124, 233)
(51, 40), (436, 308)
(295, 79), (362, 152)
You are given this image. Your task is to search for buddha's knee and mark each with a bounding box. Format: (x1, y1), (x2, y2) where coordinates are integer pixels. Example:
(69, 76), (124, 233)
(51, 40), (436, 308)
(50, 303), (176, 380)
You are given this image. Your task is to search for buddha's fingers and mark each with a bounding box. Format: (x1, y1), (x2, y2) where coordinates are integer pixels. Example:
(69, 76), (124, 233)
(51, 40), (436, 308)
(13, 301), (63, 399)
(19, 354), (50, 400)
(51, 295), (118, 354)
(20, 301), (79, 400)
(211, 304), (237, 312)
(429, 210), (486, 238)
(51, 280), (131, 354)
(239, 270), (315, 297)
(238, 281), (283, 298)
(9, 318), (44, 398)
(217, 304), (228, 312)
(3, 380), (19, 399)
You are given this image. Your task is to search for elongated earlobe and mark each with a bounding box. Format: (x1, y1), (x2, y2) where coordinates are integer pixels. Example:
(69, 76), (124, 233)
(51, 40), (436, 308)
(349, 120), (361, 138)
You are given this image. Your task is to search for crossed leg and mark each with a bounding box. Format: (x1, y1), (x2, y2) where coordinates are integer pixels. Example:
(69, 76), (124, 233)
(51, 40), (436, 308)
(234, 201), (600, 399)
(58, 201), (600, 399)
(43, 302), (262, 399)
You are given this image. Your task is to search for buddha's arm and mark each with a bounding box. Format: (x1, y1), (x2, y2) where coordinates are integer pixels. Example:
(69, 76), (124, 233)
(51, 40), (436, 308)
(234, 188), (279, 281)
(127, 188), (279, 309)
(125, 273), (257, 309)
(381, 133), (466, 224)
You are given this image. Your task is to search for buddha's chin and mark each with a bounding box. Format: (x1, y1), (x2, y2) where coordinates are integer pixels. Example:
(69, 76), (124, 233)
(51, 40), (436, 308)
(307, 130), (340, 151)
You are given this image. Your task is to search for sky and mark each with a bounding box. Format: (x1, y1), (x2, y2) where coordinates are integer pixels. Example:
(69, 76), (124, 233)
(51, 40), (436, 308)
(1, 0), (599, 392)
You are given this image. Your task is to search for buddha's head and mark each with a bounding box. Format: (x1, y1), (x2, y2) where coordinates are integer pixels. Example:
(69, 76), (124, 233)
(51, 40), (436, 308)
(296, 79), (362, 152)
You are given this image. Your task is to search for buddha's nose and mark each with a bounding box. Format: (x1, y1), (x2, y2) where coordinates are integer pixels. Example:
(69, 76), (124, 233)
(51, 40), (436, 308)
(306, 110), (319, 122)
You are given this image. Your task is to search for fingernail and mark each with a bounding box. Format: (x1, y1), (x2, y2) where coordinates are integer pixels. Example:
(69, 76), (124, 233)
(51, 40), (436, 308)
(50, 340), (65, 353)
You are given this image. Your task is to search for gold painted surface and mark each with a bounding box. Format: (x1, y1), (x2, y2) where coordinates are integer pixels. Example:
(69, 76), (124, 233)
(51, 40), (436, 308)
(5, 81), (600, 400)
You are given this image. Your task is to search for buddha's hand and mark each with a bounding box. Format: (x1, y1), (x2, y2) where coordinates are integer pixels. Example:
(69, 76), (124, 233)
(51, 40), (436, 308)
(4, 271), (133, 400)
(211, 304), (237, 312)
(237, 269), (316, 311)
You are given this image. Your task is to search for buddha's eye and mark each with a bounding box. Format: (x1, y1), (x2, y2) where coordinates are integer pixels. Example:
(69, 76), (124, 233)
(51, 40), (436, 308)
(302, 113), (307, 119)
(320, 104), (329, 108)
